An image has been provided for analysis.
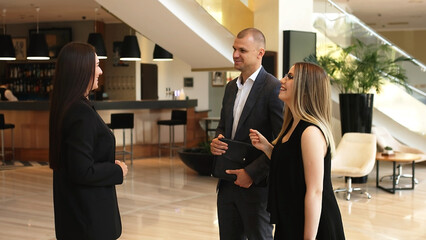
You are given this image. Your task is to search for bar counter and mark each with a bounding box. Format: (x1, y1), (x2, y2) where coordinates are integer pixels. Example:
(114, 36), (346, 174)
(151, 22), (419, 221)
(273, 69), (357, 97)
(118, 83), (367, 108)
(0, 99), (197, 111)
(0, 99), (207, 162)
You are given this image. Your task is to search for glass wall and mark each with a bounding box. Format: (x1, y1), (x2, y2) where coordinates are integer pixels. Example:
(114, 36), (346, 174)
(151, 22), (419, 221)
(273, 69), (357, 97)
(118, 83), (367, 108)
(313, 0), (426, 135)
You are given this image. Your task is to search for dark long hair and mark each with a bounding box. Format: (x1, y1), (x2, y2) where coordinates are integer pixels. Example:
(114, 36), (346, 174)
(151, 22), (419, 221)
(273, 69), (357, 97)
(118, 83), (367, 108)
(49, 42), (96, 170)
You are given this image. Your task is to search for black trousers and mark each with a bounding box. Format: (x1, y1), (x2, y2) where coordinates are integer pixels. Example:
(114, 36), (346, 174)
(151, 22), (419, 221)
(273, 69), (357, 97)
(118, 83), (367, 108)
(217, 181), (273, 240)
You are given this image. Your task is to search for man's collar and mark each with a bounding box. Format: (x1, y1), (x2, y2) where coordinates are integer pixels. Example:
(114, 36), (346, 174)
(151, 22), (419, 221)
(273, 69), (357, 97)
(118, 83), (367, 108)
(238, 66), (262, 86)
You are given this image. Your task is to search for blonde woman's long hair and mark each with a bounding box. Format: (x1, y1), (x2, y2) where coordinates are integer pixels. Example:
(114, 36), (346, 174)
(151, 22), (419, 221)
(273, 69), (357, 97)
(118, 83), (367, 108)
(272, 62), (335, 154)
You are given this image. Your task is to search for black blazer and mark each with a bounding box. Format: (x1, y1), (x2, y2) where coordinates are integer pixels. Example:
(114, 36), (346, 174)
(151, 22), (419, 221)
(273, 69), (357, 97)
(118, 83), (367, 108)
(216, 67), (284, 185)
(53, 99), (123, 240)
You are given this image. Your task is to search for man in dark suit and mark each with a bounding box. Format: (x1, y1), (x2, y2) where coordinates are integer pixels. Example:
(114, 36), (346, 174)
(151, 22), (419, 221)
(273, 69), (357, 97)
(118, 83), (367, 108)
(210, 28), (284, 240)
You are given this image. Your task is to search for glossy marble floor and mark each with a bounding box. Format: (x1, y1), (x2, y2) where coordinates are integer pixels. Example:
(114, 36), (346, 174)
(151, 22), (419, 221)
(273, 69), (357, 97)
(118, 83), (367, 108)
(1, 157), (426, 240)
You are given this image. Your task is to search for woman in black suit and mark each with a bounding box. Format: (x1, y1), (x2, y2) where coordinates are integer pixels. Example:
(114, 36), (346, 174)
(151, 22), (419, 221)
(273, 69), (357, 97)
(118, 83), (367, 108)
(49, 42), (128, 240)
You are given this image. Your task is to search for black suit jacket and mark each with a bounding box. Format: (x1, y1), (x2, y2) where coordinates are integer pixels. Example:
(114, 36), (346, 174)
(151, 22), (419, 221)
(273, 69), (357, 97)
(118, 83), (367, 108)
(53, 99), (123, 240)
(216, 67), (284, 185)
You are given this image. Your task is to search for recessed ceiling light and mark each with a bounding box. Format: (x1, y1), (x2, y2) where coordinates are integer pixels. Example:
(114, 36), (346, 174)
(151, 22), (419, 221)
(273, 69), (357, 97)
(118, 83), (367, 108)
(388, 22), (409, 25)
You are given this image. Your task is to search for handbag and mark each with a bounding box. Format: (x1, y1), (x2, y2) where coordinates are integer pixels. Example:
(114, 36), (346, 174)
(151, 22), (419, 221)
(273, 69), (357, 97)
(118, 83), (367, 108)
(212, 138), (263, 182)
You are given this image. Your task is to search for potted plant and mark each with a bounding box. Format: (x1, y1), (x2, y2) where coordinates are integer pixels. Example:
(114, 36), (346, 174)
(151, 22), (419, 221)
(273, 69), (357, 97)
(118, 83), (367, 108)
(178, 141), (214, 176)
(382, 146), (395, 156)
(307, 39), (410, 134)
(307, 39), (410, 182)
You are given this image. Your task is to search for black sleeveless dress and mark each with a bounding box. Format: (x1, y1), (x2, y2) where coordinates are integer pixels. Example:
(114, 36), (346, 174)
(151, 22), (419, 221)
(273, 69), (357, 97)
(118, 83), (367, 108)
(268, 120), (345, 239)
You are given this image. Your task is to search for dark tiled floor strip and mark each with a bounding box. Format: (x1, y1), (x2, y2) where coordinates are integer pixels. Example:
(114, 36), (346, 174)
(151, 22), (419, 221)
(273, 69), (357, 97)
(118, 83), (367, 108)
(1, 160), (49, 169)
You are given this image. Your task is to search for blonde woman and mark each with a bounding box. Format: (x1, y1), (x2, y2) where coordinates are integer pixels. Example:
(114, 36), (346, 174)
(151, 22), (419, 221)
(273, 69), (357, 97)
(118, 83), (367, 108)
(249, 62), (345, 239)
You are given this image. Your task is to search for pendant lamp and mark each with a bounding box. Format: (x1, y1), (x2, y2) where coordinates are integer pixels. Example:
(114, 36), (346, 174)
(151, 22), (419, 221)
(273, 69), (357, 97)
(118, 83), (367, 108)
(120, 28), (141, 61)
(88, 33), (107, 59)
(87, 8), (107, 59)
(153, 44), (173, 61)
(27, 8), (49, 60)
(0, 9), (16, 61)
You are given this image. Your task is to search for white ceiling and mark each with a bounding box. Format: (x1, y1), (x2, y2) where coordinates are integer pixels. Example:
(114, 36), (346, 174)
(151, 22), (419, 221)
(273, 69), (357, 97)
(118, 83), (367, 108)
(333, 0), (426, 31)
(1, 0), (425, 30)
(0, 0), (119, 25)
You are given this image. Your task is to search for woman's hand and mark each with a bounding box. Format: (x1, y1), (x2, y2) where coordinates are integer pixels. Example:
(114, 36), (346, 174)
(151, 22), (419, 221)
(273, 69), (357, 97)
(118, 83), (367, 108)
(115, 160), (128, 177)
(249, 129), (273, 159)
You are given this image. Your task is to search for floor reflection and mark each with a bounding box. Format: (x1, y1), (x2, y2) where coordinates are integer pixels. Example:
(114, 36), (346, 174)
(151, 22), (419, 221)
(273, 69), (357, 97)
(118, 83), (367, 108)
(1, 158), (426, 239)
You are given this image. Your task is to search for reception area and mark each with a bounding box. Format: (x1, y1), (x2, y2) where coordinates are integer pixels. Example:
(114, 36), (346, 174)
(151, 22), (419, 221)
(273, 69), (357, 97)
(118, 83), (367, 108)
(1, 0), (426, 239)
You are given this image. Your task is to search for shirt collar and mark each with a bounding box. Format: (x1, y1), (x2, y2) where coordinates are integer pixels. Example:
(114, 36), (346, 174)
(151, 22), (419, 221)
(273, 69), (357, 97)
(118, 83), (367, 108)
(237, 66), (262, 88)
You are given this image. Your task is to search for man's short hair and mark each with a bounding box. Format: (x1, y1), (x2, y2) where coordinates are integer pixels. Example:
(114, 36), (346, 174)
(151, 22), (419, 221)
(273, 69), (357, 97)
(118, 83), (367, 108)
(237, 28), (266, 48)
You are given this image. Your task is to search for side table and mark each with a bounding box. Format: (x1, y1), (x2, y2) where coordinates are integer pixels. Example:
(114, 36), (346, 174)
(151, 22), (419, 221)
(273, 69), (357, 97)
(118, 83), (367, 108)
(376, 152), (421, 193)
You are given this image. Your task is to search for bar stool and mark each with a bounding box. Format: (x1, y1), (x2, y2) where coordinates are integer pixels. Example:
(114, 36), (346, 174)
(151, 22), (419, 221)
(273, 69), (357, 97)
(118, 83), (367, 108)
(157, 110), (187, 158)
(0, 114), (15, 165)
(107, 113), (134, 164)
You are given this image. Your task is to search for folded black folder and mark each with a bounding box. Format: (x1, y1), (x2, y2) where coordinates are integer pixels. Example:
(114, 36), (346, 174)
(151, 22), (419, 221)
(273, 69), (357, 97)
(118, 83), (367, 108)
(212, 138), (263, 182)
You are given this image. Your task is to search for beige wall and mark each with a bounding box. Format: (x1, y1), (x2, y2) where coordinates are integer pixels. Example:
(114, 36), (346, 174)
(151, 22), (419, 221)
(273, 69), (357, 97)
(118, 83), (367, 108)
(253, 0), (279, 53)
(379, 30), (426, 64)
(104, 23), (136, 100)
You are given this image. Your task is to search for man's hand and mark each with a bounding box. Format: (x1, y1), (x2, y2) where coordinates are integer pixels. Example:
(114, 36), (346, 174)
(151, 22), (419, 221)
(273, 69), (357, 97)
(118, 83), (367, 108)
(226, 169), (253, 188)
(115, 160), (128, 177)
(210, 134), (228, 155)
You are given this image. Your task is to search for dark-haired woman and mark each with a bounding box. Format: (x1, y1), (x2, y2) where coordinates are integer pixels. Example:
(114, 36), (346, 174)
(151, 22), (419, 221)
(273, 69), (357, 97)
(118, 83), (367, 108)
(49, 42), (128, 240)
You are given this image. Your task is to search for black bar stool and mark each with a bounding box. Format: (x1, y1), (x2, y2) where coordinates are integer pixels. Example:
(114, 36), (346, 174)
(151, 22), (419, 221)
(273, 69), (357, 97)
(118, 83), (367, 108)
(157, 110), (187, 158)
(0, 114), (15, 165)
(107, 113), (134, 164)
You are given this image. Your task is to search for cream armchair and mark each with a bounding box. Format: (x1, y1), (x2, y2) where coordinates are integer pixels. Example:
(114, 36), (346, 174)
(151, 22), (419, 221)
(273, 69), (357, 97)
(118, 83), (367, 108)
(372, 126), (426, 184)
(332, 133), (377, 200)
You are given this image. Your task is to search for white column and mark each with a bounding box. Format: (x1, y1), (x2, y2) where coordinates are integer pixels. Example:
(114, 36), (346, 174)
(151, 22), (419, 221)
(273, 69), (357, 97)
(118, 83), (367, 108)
(254, 0), (314, 79)
(278, 0), (314, 78)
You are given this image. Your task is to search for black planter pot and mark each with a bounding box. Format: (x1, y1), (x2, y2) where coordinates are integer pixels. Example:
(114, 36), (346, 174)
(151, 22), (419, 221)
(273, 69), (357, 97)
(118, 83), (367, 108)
(339, 93), (374, 135)
(178, 148), (214, 176)
(339, 93), (374, 183)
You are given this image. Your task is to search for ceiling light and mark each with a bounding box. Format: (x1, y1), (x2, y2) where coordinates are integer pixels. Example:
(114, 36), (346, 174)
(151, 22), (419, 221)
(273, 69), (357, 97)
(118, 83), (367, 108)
(87, 8), (107, 59)
(0, 9), (16, 61)
(120, 29), (141, 61)
(88, 33), (107, 59)
(153, 44), (173, 61)
(27, 8), (49, 60)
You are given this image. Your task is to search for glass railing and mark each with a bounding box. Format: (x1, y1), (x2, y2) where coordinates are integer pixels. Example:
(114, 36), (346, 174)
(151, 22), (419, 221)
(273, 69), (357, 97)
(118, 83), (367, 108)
(313, 0), (426, 136)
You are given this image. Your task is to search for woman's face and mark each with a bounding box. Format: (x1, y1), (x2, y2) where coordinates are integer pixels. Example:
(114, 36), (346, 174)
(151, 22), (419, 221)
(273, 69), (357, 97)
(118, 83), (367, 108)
(91, 54), (103, 90)
(278, 65), (295, 104)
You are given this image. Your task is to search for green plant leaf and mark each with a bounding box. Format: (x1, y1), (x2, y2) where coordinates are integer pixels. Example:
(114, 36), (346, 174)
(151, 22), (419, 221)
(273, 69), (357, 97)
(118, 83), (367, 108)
(306, 39), (410, 94)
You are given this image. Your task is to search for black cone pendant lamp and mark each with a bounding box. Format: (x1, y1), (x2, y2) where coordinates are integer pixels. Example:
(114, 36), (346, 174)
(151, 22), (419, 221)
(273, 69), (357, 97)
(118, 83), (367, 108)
(120, 28), (141, 61)
(27, 8), (49, 60)
(88, 33), (107, 59)
(0, 9), (16, 61)
(27, 34), (49, 60)
(87, 8), (107, 59)
(153, 44), (173, 61)
(0, 35), (15, 60)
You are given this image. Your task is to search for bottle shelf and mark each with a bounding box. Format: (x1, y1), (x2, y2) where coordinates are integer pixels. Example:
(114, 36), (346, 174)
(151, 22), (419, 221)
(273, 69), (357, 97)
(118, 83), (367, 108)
(5, 62), (55, 100)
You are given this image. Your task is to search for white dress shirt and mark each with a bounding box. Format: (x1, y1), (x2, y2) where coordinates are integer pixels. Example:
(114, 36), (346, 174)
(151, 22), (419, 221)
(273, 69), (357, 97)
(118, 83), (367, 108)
(231, 66), (262, 139)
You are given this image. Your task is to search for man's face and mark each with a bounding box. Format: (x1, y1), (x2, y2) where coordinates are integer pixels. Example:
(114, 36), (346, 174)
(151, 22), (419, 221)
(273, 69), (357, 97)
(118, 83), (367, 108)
(232, 34), (262, 73)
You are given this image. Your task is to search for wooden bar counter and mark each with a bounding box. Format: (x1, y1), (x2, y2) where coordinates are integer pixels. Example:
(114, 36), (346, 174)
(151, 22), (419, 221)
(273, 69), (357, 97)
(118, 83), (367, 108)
(0, 99), (208, 162)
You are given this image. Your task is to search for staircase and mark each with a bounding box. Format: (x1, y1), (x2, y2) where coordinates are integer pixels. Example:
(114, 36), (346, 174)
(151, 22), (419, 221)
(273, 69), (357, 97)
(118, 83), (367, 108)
(314, 0), (426, 152)
(95, 0), (235, 70)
